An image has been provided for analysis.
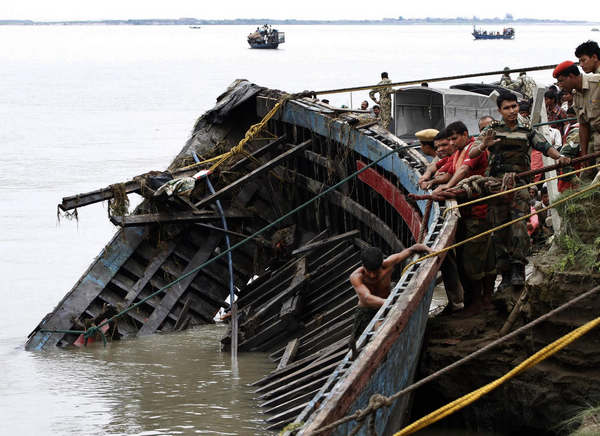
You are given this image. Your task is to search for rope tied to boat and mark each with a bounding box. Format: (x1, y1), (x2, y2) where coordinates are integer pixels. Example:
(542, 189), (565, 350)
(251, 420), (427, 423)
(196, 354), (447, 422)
(401, 181), (600, 277)
(306, 284), (600, 436)
(440, 161), (600, 216)
(392, 314), (600, 436)
(407, 160), (600, 205)
(177, 90), (316, 173)
(341, 394), (392, 436)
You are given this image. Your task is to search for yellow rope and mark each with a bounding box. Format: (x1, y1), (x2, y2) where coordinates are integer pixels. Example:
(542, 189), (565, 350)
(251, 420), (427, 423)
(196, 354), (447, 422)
(393, 315), (600, 435)
(442, 162), (600, 218)
(176, 96), (290, 173)
(402, 182), (600, 276)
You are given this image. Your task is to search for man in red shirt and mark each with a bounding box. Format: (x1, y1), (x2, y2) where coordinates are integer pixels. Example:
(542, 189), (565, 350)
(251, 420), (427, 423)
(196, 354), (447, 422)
(435, 121), (495, 314)
(545, 90), (568, 135)
(418, 129), (455, 190)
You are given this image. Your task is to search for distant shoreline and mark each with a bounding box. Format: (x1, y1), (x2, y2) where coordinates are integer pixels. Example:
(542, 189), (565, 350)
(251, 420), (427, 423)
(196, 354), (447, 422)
(1, 17), (598, 26)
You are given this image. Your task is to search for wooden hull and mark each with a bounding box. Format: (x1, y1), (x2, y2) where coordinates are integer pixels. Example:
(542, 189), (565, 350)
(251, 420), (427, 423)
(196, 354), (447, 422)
(25, 80), (459, 435)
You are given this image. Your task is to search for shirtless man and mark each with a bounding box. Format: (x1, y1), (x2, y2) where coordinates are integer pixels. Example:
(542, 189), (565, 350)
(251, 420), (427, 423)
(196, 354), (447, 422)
(349, 243), (432, 353)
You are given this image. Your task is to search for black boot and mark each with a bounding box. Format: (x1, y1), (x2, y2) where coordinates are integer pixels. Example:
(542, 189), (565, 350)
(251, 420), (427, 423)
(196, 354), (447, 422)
(511, 264), (525, 287)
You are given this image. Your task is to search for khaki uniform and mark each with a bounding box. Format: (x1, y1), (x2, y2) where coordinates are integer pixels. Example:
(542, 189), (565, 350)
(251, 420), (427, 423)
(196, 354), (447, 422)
(474, 119), (553, 272)
(573, 74), (600, 164)
(369, 78), (393, 130)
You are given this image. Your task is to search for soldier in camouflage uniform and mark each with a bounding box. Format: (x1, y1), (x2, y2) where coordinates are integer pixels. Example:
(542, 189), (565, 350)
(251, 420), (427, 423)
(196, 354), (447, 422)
(369, 72), (393, 130)
(506, 72), (537, 101)
(499, 67), (513, 88)
(469, 93), (570, 290)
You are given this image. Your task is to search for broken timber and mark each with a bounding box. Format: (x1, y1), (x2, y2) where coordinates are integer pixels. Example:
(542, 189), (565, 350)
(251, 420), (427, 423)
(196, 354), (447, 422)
(109, 210), (251, 227)
(57, 134), (288, 212)
(291, 230), (360, 256)
(194, 139), (312, 209)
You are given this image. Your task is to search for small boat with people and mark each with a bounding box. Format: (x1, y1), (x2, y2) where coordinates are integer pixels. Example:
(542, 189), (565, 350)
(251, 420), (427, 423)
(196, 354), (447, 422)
(472, 26), (515, 40)
(247, 24), (285, 49)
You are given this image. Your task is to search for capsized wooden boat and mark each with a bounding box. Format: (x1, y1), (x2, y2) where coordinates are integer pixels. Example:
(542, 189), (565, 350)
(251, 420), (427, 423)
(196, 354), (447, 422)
(25, 78), (468, 434)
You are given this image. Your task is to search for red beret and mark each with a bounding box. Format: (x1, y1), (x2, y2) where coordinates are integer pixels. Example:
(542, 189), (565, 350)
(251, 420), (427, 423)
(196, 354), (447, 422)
(553, 61), (575, 78)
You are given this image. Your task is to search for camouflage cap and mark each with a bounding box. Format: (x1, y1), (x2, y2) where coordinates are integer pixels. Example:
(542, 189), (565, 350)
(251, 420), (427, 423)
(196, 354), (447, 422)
(503, 66), (510, 71)
(415, 128), (439, 142)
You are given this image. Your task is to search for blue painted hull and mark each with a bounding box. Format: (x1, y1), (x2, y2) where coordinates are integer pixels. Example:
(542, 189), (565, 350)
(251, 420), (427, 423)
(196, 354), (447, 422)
(268, 99), (458, 435)
(248, 42), (280, 49)
(25, 82), (459, 435)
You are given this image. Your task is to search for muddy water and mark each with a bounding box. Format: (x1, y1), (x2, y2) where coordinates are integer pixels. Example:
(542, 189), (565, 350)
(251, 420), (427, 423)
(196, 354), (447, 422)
(1, 23), (590, 435)
(3, 324), (275, 435)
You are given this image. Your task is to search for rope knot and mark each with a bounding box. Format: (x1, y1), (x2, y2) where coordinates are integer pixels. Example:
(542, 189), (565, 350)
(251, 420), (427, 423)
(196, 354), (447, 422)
(84, 325), (99, 339)
(369, 393), (391, 409)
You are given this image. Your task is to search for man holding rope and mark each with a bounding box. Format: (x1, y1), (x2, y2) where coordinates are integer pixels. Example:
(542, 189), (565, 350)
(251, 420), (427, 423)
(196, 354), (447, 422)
(468, 92), (570, 292)
(554, 60), (600, 181)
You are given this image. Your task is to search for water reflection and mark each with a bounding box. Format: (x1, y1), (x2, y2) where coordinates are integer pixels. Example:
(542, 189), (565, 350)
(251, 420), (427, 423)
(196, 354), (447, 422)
(20, 325), (275, 435)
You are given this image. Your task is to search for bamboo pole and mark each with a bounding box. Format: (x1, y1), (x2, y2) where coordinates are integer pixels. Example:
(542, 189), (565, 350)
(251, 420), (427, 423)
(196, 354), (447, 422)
(314, 64), (561, 96)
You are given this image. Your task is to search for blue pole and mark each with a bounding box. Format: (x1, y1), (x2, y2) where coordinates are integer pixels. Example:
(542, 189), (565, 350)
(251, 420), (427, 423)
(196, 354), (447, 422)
(191, 152), (238, 360)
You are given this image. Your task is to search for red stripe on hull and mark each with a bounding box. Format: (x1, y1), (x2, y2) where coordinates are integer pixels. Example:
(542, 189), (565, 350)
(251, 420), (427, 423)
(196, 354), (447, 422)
(356, 160), (421, 239)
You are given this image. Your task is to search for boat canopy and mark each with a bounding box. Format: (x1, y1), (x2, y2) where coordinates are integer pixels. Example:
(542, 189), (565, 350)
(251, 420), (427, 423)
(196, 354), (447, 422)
(393, 87), (497, 139)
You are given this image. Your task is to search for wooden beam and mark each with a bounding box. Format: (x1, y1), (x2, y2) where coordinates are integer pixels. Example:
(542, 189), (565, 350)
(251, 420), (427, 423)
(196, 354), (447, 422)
(194, 139), (312, 209)
(283, 169), (404, 252)
(256, 348), (348, 396)
(110, 210), (250, 227)
(228, 135), (287, 172)
(243, 258), (306, 328)
(136, 181), (260, 335)
(58, 167), (197, 211)
(123, 240), (177, 305)
(193, 223), (270, 245)
(137, 232), (223, 336)
(300, 148), (335, 171)
(277, 338), (300, 370)
(174, 297), (192, 331)
(59, 181), (142, 211)
(258, 374), (331, 408)
(292, 230), (359, 256)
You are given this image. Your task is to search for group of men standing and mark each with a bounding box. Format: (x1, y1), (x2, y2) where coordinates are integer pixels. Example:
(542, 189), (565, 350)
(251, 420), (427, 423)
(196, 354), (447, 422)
(350, 39), (600, 333)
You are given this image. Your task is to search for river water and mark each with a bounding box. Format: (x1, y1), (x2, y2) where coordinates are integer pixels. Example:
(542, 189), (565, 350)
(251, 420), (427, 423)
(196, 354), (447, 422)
(0, 24), (595, 435)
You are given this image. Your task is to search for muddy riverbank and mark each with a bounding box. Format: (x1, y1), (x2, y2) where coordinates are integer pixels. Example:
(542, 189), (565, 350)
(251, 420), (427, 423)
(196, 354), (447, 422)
(413, 187), (600, 435)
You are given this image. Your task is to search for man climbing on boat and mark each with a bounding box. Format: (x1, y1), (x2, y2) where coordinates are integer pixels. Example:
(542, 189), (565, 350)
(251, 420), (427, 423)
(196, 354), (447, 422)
(349, 243), (432, 355)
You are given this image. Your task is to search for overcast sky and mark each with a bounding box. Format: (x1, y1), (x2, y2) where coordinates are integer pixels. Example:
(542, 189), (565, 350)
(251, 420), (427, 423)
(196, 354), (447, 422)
(0, 0), (594, 21)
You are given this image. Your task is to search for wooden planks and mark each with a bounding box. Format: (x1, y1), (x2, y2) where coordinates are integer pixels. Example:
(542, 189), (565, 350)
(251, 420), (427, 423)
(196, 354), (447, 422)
(277, 338), (300, 370)
(228, 135), (287, 172)
(291, 229), (359, 256)
(194, 139), (312, 209)
(137, 232), (223, 335)
(110, 210), (250, 227)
